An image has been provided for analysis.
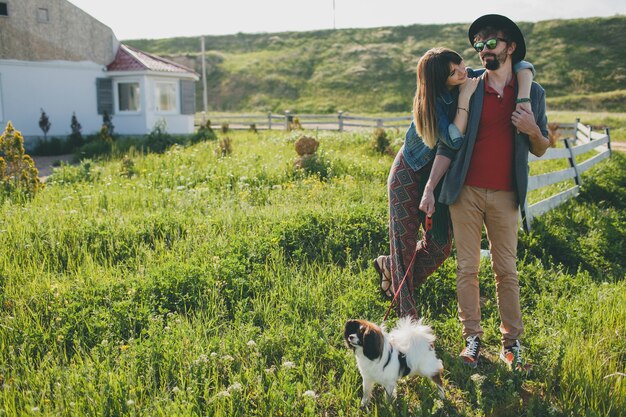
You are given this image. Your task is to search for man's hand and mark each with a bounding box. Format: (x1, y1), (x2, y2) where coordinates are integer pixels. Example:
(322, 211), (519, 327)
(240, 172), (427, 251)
(419, 189), (436, 217)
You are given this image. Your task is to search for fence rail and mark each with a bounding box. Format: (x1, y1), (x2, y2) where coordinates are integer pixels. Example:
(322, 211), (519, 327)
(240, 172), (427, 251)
(198, 111), (412, 131)
(522, 120), (611, 231)
(198, 112), (611, 232)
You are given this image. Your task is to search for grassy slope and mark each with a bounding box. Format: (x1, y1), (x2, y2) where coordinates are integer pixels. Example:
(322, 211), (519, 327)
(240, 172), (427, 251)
(1, 131), (624, 416)
(126, 16), (626, 113)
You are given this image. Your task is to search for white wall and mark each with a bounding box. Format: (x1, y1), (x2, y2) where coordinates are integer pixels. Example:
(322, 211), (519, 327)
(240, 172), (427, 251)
(0, 59), (197, 146)
(0, 59), (105, 142)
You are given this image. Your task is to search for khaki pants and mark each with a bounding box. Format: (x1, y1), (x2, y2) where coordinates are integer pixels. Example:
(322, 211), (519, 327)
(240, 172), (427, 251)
(449, 185), (523, 347)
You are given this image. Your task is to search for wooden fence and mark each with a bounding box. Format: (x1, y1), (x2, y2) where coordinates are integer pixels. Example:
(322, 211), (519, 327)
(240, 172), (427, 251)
(198, 111), (411, 131)
(521, 120), (611, 231)
(200, 113), (612, 231)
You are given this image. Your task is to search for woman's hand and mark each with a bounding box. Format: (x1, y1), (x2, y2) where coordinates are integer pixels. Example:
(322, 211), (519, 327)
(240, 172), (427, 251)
(419, 189), (437, 217)
(458, 77), (480, 101)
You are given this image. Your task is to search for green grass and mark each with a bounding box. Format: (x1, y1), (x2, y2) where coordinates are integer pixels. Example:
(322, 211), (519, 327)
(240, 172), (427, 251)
(1, 130), (624, 416)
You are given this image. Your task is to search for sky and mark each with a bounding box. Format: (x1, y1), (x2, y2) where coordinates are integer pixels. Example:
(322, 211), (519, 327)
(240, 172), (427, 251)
(68, 0), (626, 40)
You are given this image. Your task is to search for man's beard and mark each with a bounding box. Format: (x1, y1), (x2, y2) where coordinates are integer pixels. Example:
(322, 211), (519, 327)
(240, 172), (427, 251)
(483, 49), (508, 70)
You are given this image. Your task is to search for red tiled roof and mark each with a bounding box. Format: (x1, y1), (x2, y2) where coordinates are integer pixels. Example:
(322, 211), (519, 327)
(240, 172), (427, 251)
(107, 44), (196, 75)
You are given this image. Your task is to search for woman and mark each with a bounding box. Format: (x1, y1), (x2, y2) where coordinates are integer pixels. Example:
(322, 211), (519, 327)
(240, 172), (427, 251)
(373, 47), (534, 319)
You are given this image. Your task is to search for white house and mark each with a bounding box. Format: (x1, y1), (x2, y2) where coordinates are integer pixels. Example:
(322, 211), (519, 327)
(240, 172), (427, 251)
(0, 0), (198, 144)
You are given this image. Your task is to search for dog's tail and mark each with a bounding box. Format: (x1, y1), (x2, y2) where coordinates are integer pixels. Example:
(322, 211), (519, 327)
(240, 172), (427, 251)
(390, 316), (436, 347)
(390, 317), (443, 377)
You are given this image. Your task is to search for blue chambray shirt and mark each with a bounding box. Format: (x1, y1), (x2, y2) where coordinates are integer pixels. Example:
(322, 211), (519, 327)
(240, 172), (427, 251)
(401, 61), (534, 172)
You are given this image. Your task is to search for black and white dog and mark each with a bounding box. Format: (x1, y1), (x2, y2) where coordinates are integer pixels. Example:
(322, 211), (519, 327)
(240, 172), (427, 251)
(344, 317), (444, 407)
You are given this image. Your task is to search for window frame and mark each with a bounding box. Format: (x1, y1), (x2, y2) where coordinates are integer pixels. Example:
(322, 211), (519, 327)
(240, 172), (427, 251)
(115, 80), (142, 114)
(154, 81), (178, 114)
(37, 8), (49, 23)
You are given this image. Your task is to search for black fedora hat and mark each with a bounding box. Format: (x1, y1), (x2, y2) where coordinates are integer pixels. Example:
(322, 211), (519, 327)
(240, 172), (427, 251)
(468, 14), (526, 63)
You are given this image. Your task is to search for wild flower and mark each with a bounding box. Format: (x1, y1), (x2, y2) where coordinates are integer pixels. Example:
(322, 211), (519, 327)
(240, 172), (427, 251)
(302, 390), (317, 399)
(246, 340), (257, 347)
(217, 390), (230, 398)
(222, 355), (234, 362)
(228, 382), (243, 392)
(282, 361), (296, 369)
(126, 399), (135, 406)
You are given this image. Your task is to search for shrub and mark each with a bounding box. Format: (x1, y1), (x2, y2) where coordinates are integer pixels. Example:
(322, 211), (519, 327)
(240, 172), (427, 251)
(191, 119), (217, 144)
(216, 136), (233, 157)
(38, 109), (51, 140)
(67, 112), (84, 149)
(146, 120), (175, 154)
(371, 127), (390, 154)
(0, 121), (44, 198)
(102, 110), (115, 136)
(221, 122), (230, 133)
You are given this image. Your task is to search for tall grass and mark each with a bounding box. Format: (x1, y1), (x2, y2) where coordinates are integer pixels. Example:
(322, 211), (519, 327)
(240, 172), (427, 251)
(1, 130), (624, 416)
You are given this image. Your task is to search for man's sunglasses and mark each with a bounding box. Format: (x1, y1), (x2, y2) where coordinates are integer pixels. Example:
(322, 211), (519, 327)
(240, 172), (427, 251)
(473, 37), (508, 52)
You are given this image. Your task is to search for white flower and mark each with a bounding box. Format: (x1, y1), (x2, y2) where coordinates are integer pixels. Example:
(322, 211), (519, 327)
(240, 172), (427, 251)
(126, 399), (135, 406)
(172, 386), (180, 394)
(264, 366), (276, 374)
(246, 340), (257, 347)
(302, 390), (317, 399)
(217, 390), (231, 398)
(210, 352), (218, 358)
(228, 382), (243, 392)
(222, 355), (234, 362)
(282, 361), (296, 369)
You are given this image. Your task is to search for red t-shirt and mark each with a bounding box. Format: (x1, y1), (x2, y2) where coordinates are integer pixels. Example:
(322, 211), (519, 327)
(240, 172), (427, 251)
(464, 74), (516, 191)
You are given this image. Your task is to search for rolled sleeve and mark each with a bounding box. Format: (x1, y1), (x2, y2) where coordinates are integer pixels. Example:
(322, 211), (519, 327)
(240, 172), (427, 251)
(513, 60), (535, 76)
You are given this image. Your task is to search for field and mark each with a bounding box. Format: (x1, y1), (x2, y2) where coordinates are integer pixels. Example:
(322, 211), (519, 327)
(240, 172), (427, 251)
(1, 130), (625, 416)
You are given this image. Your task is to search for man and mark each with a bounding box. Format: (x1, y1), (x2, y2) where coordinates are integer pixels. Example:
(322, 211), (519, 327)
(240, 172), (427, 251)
(420, 14), (550, 371)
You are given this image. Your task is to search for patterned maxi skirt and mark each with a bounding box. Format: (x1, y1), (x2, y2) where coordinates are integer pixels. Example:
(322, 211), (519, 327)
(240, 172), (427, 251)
(383, 150), (453, 319)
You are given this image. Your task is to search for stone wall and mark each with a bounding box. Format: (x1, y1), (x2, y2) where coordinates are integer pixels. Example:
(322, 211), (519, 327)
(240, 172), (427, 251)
(0, 0), (118, 65)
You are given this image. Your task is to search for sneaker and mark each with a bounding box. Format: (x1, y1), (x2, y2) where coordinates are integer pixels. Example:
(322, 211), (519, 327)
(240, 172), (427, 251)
(500, 340), (524, 371)
(460, 335), (481, 368)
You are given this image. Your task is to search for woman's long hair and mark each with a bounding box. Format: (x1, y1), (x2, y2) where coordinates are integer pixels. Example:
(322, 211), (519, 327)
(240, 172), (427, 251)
(413, 48), (463, 149)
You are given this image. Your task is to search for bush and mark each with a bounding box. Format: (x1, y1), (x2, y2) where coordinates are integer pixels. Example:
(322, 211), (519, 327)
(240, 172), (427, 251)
(0, 121), (44, 199)
(191, 120), (217, 144)
(146, 120), (175, 154)
(371, 128), (390, 154)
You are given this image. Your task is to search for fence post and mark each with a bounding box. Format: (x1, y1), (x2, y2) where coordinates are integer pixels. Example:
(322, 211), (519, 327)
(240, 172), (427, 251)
(284, 110), (291, 131)
(338, 111), (344, 132)
(605, 127), (612, 154)
(521, 202), (532, 233)
(563, 138), (582, 187)
(376, 118), (383, 128)
(268, 112), (272, 130)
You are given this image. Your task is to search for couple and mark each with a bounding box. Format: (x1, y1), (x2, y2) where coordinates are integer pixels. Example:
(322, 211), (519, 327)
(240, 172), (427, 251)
(373, 14), (550, 371)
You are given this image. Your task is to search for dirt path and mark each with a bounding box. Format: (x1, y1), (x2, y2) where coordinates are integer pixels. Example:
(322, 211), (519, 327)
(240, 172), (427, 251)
(31, 154), (74, 180)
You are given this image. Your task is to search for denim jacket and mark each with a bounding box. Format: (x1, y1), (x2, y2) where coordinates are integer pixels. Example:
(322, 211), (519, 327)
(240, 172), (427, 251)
(401, 60), (534, 172)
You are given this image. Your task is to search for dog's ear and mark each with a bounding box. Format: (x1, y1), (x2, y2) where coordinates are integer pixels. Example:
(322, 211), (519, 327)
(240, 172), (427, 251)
(344, 320), (360, 349)
(362, 325), (384, 360)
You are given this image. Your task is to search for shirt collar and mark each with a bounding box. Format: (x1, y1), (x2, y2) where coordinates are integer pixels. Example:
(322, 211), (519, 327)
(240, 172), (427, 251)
(483, 72), (516, 94)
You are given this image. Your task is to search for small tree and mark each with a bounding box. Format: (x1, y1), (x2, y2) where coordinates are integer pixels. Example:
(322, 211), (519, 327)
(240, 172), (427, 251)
(102, 110), (114, 136)
(0, 121), (44, 197)
(39, 109), (51, 140)
(68, 112), (84, 149)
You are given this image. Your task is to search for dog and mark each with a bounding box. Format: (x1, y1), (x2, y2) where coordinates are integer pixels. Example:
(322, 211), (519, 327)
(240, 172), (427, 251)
(344, 317), (444, 407)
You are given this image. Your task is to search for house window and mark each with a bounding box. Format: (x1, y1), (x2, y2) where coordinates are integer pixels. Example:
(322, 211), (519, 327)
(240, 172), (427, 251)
(118, 82), (140, 112)
(37, 8), (49, 23)
(0, 3), (8, 16)
(155, 82), (177, 112)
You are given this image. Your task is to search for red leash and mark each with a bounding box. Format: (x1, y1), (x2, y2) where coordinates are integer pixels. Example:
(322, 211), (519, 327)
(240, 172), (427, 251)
(382, 216), (432, 322)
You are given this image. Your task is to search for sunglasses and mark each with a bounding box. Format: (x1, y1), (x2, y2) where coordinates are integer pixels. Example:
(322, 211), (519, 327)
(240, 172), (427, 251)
(473, 37), (508, 52)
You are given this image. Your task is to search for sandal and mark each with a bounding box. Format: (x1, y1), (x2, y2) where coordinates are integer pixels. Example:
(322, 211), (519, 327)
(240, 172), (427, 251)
(373, 256), (393, 300)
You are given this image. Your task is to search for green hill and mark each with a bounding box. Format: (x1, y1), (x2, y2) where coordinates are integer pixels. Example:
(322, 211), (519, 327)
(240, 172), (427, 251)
(126, 16), (626, 113)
